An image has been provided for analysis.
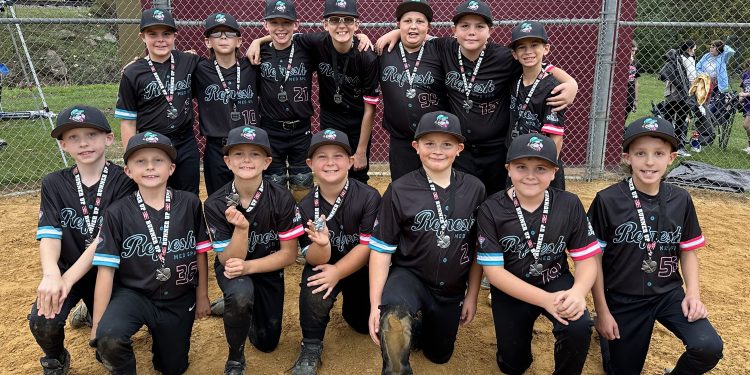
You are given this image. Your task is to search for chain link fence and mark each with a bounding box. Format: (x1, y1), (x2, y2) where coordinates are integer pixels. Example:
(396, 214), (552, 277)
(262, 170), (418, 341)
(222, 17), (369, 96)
(0, 0), (748, 194)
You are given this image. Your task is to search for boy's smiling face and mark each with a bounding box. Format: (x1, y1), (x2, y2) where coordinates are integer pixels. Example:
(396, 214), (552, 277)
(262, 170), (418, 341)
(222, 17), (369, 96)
(264, 18), (299, 47)
(324, 15), (359, 46)
(140, 26), (176, 62)
(59, 128), (113, 166)
(452, 15), (491, 55)
(511, 38), (550, 69)
(125, 148), (175, 189)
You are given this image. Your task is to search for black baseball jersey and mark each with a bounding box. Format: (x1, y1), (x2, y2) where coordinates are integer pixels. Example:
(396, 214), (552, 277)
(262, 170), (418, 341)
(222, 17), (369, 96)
(431, 38), (522, 147)
(476, 189), (600, 287)
(378, 41), (447, 139)
(258, 41), (315, 121)
(115, 50), (200, 137)
(587, 180), (705, 296)
(295, 32), (380, 120)
(92, 190), (212, 300)
(193, 56), (260, 136)
(507, 66), (565, 148)
(36, 163), (137, 277)
(369, 169), (486, 299)
(298, 179), (381, 264)
(204, 179), (304, 268)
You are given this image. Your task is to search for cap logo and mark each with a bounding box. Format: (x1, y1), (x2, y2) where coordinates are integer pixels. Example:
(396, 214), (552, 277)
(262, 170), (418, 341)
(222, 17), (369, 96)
(241, 127), (256, 140)
(643, 118), (659, 131)
(521, 22), (532, 33)
(69, 108), (86, 123)
(434, 114), (450, 128)
(336, 0), (347, 8)
(527, 136), (544, 151)
(322, 129), (337, 140)
(215, 13), (226, 23)
(467, 1), (480, 11)
(143, 131), (159, 143)
(153, 9), (165, 21)
(275, 1), (287, 12)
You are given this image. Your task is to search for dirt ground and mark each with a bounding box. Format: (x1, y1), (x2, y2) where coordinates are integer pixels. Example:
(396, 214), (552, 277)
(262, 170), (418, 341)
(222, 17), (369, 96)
(1, 177), (748, 374)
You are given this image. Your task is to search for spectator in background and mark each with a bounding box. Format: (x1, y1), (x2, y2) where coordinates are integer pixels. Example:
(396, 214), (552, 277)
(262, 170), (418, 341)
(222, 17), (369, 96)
(625, 40), (640, 119)
(739, 58), (750, 154)
(697, 39), (735, 94)
(662, 40), (698, 157)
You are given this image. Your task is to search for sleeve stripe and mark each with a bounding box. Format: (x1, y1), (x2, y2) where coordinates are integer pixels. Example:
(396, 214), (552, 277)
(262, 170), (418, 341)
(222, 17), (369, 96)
(279, 224), (304, 240)
(196, 240), (213, 254)
(300, 245), (310, 256)
(542, 124), (565, 135)
(545, 64), (556, 73)
(597, 239), (607, 250)
(477, 252), (504, 266)
(92, 253), (120, 268)
(680, 234), (705, 251)
(36, 226), (63, 240)
(211, 239), (231, 252)
(369, 236), (397, 254)
(114, 108), (137, 119)
(569, 241), (601, 261)
(363, 96), (380, 105)
(359, 233), (371, 245)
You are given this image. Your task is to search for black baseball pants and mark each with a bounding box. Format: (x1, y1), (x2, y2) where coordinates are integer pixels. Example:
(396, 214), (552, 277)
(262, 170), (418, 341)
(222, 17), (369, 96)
(388, 136), (421, 181)
(167, 133), (200, 195)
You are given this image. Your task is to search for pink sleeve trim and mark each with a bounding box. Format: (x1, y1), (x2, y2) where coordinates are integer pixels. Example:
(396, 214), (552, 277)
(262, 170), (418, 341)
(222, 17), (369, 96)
(363, 96), (380, 105)
(680, 234), (705, 252)
(278, 224), (305, 241)
(196, 240), (213, 254)
(545, 64), (556, 73)
(359, 233), (371, 245)
(569, 241), (601, 261)
(542, 124), (564, 135)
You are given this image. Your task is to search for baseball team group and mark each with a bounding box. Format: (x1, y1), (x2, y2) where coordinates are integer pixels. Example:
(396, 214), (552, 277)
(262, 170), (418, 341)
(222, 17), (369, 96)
(28, 0), (725, 374)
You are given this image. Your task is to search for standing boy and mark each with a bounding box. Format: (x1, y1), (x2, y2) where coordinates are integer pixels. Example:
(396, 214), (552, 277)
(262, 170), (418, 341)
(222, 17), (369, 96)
(91, 131), (212, 375)
(115, 9), (201, 194)
(30, 105), (136, 375)
(291, 129), (381, 375)
(507, 21), (567, 190)
(369, 111), (485, 373)
(203, 126), (303, 375)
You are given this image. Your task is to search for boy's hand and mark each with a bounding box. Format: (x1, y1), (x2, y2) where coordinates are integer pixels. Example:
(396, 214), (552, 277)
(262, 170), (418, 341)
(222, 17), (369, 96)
(247, 40), (263, 65)
(225, 206), (249, 230)
(303, 216), (331, 246)
(306, 264), (341, 299)
(460, 293), (478, 326)
(356, 33), (373, 52)
(37, 273), (69, 319)
(554, 289), (586, 321)
(542, 291), (569, 325)
(353, 151), (368, 171)
(368, 306), (381, 346)
(547, 80), (578, 111)
(682, 293), (708, 322)
(223, 258), (246, 279)
(375, 29), (401, 55)
(195, 294), (211, 319)
(594, 310), (620, 340)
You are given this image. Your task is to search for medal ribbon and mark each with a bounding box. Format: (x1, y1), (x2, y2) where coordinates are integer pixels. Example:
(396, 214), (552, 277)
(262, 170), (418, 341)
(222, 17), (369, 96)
(135, 189), (171, 268)
(628, 177), (658, 259)
(457, 44), (486, 106)
(271, 41), (296, 94)
(331, 45), (352, 98)
(398, 41), (425, 93)
(73, 162), (110, 240)
(145, 53), (176, 109)
(213, 58), (241, 111)
(314, 179), (349, 223)
(231, 180), (264, 214)
(511, 188), (550, 263)
(424, 170), (455, 246)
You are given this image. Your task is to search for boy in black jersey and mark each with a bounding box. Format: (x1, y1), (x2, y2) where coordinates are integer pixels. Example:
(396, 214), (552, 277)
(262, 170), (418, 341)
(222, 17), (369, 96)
(30, 105), (136, 375)
(369, 111), (485, 374)
(589, 117), (722, 374)
(115, 9), (201, 194)
(291, 129), (381, 375)
(203, 126), (304, 375)
(508, 21), (566, 190)
(477, 133), (599, 374)
(195, 12), (260, 196)
(91, 131), (211, 375)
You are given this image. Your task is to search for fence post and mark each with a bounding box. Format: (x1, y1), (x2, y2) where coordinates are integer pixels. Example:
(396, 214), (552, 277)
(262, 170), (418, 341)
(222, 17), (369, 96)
(587, 0), (620, 179)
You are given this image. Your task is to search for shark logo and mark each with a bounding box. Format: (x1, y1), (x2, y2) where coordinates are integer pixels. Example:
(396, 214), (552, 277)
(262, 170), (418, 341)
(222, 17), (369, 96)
(69, 108), (86, 123)
(241, 127), (256, 140)
(467, 1), (480, 11)
(143, 131), (159, 143)
(527, 136), (544, 151)
(215, 13), (227, 23)
(275, 1), (286, 12)
(336, 0), (347, 8)
(153, 9), (165, 21)
(520, 22), (532, 33)
(435, 114), (450, 128)
(643, 118), (659, 131)
(322, 129), (337, 140)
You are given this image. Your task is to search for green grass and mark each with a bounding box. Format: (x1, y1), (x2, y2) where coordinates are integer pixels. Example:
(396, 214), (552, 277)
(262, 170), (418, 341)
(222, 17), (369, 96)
(625, 73), (750, 170)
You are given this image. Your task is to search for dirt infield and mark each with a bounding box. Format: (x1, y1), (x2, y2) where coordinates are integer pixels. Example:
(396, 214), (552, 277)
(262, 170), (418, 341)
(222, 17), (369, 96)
(1, 178), (748, 374)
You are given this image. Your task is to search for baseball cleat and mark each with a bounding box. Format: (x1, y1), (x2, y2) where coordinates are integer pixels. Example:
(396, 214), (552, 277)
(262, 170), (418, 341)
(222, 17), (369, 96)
(40, 349), (70, 375)
(291, 339), (323, 375)
(223, 360), (245, 375)
(69, 302), (91, 329)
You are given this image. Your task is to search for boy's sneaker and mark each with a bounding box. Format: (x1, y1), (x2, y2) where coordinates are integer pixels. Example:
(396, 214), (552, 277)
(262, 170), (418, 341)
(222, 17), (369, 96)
(40, 349), (70, 375)
(224, 360), (245, 375)
(70, 302), (91, 329)
(677, 149), (692, 157)
(690, 146), (702, 153)
(291, 339), (323, 375)
(743, 146), (750, 155)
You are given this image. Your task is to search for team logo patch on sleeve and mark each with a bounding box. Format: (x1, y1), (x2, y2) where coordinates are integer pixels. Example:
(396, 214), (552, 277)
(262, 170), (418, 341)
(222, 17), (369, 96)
(468, 1), (480, 11)
(527, 136), (544, 151)
(336, 0), (347, 8)
(546, 112), (559, 122)
(294, 206), (302, 223)
(478, 235), (486, 249)
(153, 10), (165, 21)
(38, 209), (43, 220)
(69, 108), (86, 122)
(435, 114), (450, 128)
(521, 22), (532, 33)
(215, 13), (227, 23)
(241, 127), (256, 140)
(323, 129), (337, 140)
(373, 218), (379, 229)
(275, 1), (287, 12)
(643, 117), (659, 131)
(143, 131), (159, 143)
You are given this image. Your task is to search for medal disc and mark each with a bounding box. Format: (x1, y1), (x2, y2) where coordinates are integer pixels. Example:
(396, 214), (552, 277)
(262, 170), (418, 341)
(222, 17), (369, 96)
(230, 111), (241, 122)
(334, 94), (343, 104)
(167, 106), (178, 119)
(156, 267), (171, 282)
(406, 88), (416, 99)
(463, 99), (473, 111)
(278, 91), (288, 102)
(641, 259), (657, 274)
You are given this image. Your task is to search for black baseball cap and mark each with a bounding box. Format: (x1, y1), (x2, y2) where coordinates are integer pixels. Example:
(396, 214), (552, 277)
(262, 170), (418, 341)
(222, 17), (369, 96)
(414, 111), (465, 142)
(140, 8), (176, 32)
(222, 126), (273, 156)
(622, 116), (679, 152)
(123, 131), (177, 163)
(323, 0), (359, 18)
(265, 0), (297, 21)
(308, 129), (353, 158)
(396, 0), (433, 23)
(51, 105), (112, 140)
(204, 12), (240, 37)
(509, 21), (548, 49)
(452, 0), (492, 25)
(506, 133), (559, 167)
